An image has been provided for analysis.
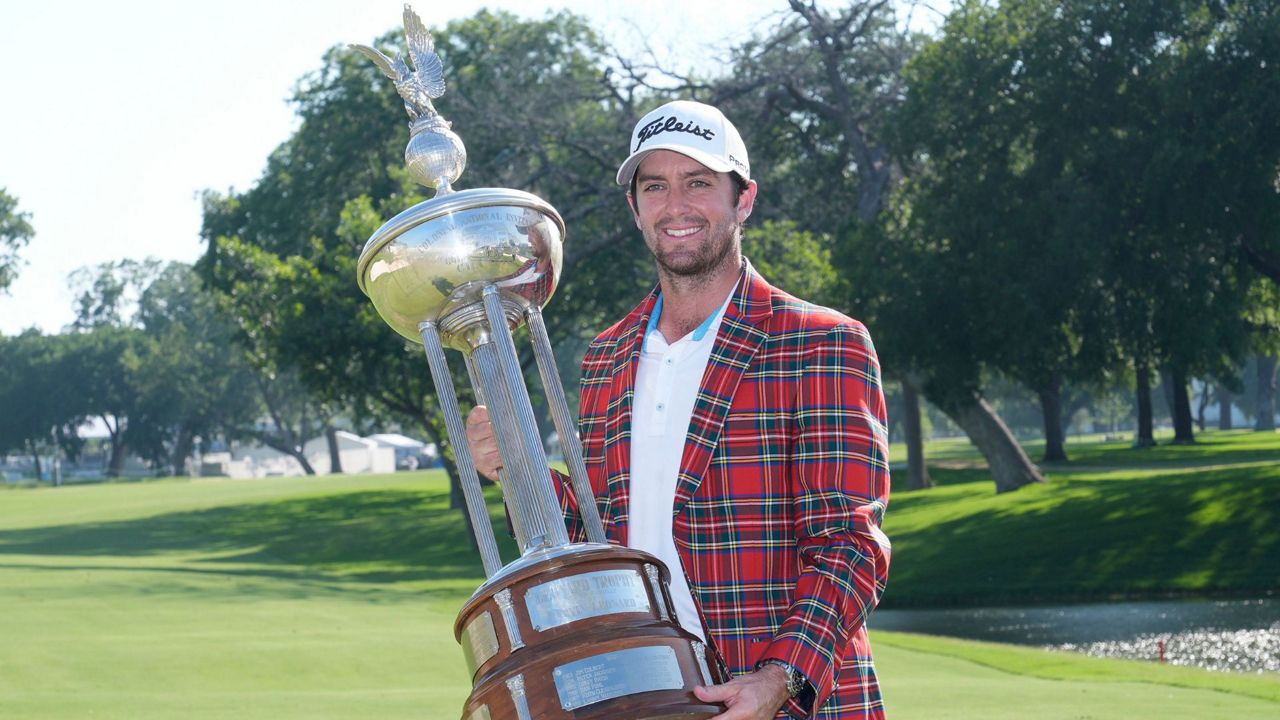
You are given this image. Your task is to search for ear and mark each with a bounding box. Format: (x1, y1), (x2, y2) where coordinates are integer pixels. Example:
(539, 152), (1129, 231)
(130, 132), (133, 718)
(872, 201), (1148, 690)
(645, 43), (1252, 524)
(735, 180), (758, 224)
(627, 192), (642, 230)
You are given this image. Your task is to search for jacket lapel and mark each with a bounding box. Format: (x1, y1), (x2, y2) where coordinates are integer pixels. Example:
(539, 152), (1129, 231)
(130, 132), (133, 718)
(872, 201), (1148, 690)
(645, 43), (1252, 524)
(602, 290), (660, 544)
(672, 263), (773, 518)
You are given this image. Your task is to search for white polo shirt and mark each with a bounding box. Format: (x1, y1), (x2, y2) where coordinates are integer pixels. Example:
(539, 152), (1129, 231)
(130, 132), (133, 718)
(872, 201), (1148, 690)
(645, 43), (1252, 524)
(628, 290), (733, 642)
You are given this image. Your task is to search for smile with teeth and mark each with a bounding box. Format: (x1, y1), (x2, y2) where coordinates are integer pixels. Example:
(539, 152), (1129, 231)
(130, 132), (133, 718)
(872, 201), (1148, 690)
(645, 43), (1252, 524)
(664, 226), (703, 237)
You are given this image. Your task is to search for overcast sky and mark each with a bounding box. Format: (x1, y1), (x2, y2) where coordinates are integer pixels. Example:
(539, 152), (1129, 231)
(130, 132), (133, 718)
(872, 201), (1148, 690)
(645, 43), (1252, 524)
(0, 1), (947, 335)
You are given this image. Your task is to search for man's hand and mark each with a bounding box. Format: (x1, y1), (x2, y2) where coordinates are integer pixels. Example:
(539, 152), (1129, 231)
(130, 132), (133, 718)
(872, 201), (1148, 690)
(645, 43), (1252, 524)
(465, 406), (503, 482)
(694, 664), (790, 720)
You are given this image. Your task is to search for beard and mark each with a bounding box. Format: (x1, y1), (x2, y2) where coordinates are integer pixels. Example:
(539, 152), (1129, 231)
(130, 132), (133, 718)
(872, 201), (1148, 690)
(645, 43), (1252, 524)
(644, 215), (742, 281)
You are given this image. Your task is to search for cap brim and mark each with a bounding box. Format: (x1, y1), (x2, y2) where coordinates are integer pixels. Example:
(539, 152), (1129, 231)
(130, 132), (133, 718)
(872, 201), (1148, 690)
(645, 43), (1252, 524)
(615, 145), (737, 186)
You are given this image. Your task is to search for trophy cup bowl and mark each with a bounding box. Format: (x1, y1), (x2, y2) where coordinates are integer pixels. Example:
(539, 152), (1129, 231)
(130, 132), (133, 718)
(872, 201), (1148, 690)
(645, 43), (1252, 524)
(357, 187), (565, 349)
(352, 8), (728, 718)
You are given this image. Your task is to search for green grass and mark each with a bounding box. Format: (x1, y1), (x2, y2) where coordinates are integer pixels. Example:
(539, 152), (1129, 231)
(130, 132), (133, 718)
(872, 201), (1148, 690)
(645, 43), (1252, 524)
(0, 473), (494, 719)
(1, 440), (1277, 718)
(875, 632), (1280, 718)
(883, 428), (1280, 606)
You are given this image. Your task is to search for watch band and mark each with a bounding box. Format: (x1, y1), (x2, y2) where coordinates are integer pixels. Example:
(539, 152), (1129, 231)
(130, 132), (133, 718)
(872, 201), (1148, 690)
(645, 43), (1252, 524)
(757, 659), (805, 698)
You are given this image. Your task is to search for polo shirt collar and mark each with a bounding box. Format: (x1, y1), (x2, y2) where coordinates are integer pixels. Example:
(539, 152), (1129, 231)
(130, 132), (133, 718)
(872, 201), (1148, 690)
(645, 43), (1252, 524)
(644, 289), (733, 352)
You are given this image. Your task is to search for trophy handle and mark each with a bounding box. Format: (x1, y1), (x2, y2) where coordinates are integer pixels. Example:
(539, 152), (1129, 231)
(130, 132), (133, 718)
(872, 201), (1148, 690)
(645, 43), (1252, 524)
(525, 304), (608, 545)
(419, 322), (503, 577)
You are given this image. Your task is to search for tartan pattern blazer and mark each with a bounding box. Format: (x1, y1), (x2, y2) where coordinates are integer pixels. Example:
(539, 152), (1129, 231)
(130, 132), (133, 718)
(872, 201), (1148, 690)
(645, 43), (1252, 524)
(557, 262), (891, 719)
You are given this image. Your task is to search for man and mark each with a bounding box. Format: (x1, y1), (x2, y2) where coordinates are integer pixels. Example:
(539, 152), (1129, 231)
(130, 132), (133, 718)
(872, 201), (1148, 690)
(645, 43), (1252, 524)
(468, 100), (891, 719)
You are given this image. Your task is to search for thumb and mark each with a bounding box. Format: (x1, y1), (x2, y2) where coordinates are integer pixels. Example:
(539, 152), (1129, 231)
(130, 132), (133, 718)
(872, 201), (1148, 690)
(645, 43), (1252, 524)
(694, 682), (734, 703)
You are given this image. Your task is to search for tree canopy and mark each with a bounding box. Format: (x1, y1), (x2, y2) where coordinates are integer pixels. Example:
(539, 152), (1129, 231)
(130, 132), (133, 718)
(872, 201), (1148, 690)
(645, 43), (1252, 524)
(9, 2), (1277, 495)
(0, 187), (34, 294)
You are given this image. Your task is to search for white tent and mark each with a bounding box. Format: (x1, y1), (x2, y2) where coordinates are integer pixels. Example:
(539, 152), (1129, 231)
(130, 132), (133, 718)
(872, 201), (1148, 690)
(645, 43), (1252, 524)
(368, 433), (438, 470)
(202, 431), (395, 478)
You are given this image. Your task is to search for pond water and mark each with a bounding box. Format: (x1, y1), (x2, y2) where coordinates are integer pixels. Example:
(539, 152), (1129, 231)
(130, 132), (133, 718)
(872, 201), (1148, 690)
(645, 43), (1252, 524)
(870, 598), (1279, 673)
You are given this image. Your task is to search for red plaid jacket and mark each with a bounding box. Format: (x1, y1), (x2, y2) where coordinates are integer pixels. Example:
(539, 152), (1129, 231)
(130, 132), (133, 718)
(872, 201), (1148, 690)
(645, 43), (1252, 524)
(556, 262), (891, 719)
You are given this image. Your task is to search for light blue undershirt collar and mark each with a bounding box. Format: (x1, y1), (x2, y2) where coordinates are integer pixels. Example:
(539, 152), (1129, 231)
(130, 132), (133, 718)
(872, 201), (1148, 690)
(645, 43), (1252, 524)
(644, 292), (726, 351)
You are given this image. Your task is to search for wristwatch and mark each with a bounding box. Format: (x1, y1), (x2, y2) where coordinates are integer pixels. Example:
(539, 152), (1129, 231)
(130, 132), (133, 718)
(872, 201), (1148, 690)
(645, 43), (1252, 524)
(757, 659), (806, 698)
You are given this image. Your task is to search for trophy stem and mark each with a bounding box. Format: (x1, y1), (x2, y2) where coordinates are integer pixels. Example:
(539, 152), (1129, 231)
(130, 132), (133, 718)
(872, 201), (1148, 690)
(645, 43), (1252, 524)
(481, 286), (571, 551)
(464, 353), (532, 551)
(525, 305), (607, 545)
(481, 284), (570, 543)
(419, 322), (503, 578)
(472, 343), (544, 551)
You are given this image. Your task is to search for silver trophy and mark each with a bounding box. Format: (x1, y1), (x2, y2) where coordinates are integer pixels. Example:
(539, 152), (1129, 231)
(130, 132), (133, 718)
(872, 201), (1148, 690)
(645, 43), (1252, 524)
(353, 7), (725, 719)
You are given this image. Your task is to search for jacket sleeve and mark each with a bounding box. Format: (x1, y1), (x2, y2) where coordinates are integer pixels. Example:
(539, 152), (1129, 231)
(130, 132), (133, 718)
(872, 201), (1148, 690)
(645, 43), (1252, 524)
(758, 321), (891, 715)
(549, 468), (591, 543)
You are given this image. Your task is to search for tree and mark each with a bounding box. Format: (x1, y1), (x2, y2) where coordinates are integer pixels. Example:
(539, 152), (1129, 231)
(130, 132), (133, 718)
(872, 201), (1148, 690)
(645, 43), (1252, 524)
(60, 325), (147, 477)
(199, 11), (641, 533)
(0, 331), (84, 479)
(68, 259), (163, 331)
(0, 188), (34, 294)
(61, 260), (266, 477)
(718, 0), (1082, 491)
(709, 1), (949, 490)
(890, 0), (1272, 466)
(128, 263), (260, 475)
(60, 260), (162, 475)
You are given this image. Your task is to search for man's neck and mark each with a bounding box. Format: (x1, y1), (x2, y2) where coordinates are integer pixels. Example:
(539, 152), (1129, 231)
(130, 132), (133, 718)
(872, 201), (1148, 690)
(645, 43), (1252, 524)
(654, 256), (742, 341)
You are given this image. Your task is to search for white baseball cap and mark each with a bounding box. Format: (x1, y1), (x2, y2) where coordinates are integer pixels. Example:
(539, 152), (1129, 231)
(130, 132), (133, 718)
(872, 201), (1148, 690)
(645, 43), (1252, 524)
(615, 100), (751, 186)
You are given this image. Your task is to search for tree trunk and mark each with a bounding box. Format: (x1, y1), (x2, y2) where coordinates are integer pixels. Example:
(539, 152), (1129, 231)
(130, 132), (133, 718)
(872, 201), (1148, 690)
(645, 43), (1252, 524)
(1170, 368), (1195, 444)
(901, 378), (932, 490)
(102, 415), (128, 477)
(1218, 383), (1234, 430)
(28, 439), (43, 482)
(1037, 377), (1068, 462)
(1061, 388), (1091, 443)
(1134, 361), (1156, 447)
(295, 451), (317, 475)
(169, 427), (193, 477)
(325, 426), (344, 474)
(1195, 382), (1210, 432)
(108, 440), (128, 477)
(942, 393), (1046, 493)
(1257, 354), (1277, 431)
(259, 437), (316, 475)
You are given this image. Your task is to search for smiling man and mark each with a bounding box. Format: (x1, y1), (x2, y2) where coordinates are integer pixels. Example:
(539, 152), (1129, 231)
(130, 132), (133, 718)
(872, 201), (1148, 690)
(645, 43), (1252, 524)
(469, 100), (891, 719)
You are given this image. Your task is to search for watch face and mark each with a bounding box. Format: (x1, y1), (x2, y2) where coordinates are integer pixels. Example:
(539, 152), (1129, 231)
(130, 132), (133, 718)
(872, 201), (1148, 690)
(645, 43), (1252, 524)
(761, 660), (802, 697)
(786, 668), (803, 697)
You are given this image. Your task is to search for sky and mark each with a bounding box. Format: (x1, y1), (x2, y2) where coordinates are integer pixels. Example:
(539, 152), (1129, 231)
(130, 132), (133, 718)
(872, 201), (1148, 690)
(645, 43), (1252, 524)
(0, 1), (947, 335)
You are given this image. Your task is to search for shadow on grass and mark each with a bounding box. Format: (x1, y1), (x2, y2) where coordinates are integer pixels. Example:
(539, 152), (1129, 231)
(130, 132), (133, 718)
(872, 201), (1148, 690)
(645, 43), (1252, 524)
(883, 464), (1280, 608)
(0, 488), (517, 585)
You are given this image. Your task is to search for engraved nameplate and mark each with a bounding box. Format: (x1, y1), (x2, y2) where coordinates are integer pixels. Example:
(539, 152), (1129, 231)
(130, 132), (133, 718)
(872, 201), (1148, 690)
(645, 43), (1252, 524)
(526, 569), (652, 631)
(461, 611), (500, 676)
(553, 645), (684, 711)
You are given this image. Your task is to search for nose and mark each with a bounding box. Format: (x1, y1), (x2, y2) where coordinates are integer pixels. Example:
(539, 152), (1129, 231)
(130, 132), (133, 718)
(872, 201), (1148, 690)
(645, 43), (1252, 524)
(667, 184), (694, 214)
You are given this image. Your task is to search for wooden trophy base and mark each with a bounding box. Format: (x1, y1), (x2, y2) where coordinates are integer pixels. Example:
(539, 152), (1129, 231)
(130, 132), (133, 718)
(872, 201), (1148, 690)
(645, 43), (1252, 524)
(455, 544), (728, 720)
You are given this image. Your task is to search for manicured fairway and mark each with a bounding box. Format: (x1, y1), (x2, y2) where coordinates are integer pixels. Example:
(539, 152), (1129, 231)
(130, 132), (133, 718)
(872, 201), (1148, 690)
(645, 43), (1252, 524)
(875, 633), (1278, 719)
(1, 462), (1275, 718)
(883, 429), (1280, 607)
(0, 473), (481, 719)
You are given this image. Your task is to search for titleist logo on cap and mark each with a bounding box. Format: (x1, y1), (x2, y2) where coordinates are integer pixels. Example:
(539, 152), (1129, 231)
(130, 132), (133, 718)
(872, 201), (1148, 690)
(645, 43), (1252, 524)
(635, 115), (716, 151)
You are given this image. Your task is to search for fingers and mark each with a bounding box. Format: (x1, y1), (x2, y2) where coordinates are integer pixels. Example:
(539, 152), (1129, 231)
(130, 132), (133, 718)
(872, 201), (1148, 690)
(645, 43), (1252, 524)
(693, 671), (790, 720)
(465, 406), (503, 481)
(694, 684), (734, 703)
